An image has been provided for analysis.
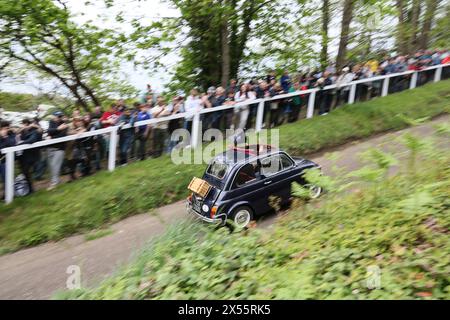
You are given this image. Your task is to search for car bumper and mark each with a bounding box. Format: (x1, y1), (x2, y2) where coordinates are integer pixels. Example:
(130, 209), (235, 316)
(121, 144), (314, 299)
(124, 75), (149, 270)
(186, 202), (226, 225)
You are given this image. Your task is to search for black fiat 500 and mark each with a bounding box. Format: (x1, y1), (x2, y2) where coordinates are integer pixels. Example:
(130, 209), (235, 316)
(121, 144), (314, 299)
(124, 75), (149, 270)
(186, 145), (322, 229)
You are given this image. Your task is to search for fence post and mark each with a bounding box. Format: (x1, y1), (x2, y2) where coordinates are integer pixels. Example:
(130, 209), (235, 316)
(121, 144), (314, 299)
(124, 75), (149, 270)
(108, 127), (118, 171)
(410, 72), (418, 89)
(434, 66), (442, 82)
(191, 112), (201, 148)
(348, 84), (356, 104)
(382, 77), (390, 97)
(255, 100), (265, 132)
(5, 151), (15, 204)
(306, 91), (316, 119)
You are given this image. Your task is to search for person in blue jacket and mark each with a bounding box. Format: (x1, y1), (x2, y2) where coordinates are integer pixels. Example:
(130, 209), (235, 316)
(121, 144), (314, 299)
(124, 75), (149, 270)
(118, 107), (136, 165)
(17, 118), (42, 194)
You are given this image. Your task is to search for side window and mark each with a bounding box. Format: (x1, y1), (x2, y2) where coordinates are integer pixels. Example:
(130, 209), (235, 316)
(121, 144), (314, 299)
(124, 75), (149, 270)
(261, 155), (281, 177)
(280, 154), (294, 170)
(233, 163), (258, 188)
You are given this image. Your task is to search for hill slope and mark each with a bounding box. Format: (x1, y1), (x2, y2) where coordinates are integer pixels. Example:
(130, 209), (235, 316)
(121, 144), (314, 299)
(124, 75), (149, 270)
(0, 80), (449, 255)
(59, 131), (450, 299)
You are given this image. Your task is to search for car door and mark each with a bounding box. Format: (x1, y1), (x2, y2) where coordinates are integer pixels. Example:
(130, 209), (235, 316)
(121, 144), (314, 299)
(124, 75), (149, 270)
(278, 153), (297, 201)
(223, 162), (269, 215)
(260, 153), (296, 206)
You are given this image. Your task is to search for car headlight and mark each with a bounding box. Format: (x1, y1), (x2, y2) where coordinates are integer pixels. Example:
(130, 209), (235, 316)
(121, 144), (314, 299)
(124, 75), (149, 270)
(202, 204), (209, 212)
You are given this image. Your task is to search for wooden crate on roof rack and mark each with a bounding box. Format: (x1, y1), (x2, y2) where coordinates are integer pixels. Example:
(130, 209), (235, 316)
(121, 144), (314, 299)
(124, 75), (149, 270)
(188, 177), (211, 198)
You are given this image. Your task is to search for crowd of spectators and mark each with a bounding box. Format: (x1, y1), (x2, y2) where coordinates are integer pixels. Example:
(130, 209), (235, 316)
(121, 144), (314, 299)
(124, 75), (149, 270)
(0, 48), (449, 197)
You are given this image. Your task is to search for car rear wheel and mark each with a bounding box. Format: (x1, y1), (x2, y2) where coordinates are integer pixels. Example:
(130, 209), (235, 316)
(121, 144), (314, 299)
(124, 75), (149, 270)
(307, 184), (322, 199)
(230, 206), (253, 230)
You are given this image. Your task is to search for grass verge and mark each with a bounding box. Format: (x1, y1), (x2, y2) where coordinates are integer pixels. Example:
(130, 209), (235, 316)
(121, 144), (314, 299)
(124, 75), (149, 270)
(0, 80), (449, 255)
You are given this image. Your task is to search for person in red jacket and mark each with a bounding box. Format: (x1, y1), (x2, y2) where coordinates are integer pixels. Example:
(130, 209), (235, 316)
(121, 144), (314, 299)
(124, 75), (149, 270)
(100, 104), (122, 128)
(442, 55), (450, 65)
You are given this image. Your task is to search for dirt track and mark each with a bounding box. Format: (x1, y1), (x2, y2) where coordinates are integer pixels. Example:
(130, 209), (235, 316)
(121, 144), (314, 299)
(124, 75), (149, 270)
(0, 116), (448, 299)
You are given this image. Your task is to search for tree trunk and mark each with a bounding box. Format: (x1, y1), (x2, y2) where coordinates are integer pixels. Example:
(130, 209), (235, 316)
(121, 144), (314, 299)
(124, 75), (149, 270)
(228, 0), (241, 81)
(74, 95), (90, 111)
(320, 0), (330, 69)
(410, 0), (422, 51)
(230, 1), (255, 80)
(220, 19), (230, 87)
(81, 84), (101, 107)
(365, 32), (372, 57)
(336, 0), (354, 71)
(396, 0), (409, 54)
(68, 84), (89, 111)
(420, 0), (439, 49)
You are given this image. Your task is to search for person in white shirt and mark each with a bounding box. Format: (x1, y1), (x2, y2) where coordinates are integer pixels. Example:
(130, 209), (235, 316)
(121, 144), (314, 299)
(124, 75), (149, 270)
(234, 83), (256, 130)
(335, 67), (355, 106)
(183, 89), (203, 134)
(151, 98), (172, 157)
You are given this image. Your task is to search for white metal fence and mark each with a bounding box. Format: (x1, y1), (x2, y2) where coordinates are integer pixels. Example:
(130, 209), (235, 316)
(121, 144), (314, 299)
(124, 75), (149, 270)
(1, 63), (449, 204)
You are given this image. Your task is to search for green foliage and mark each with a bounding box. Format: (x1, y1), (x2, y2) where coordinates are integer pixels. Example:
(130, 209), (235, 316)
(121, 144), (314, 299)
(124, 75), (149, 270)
(292, 167), (336, 200)
(84, 228), (114, 241)
(0, 80), (448, 254)
(433, 123), (450, 136)
(401, 133), (432, 176)
(396, 115), (431, 127)
(347, 0), (396, 62)
(430, 2), (450, 49)
(291, 182), (311, 199)
(0, 0), (137, 109)
(241, 0), (318, 75)
(350, 166), (385, 183)
(126, 0), (320, 93)
(0, 91), (71, 112)
(58, 142), (450, 300)
(361, 148), (398, 172)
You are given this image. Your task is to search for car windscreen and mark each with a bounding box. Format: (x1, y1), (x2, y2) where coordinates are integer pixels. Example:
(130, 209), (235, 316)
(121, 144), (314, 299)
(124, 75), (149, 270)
(206, 160), (228, 180)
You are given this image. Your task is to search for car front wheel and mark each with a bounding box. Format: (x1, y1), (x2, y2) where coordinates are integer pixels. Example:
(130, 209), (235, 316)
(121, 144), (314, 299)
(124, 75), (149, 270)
(230, 206), (253, 230)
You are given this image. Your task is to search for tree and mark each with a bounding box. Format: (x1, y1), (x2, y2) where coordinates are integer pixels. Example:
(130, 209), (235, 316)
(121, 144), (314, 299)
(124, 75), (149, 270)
(395, 0), (409, 54)
(346, 0), (394, 62)
(220, 2), (231, 87)
(336, 0), (355, 70)
(128, 0), (316, 93)
(419, 0), (440, 49)
(395, 0), (443, 54)
(171, 0), (277, 90)
(430, 1), (450, 48)
(409, 0), (422, 51)
(320, 0), (330, 69)
(0, 58), (8, 80)
(0, 0), (136, 110)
